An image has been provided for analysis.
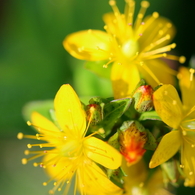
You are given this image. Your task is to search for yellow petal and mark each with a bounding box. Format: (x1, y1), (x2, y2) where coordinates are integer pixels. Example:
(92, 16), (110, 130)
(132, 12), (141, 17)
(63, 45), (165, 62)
(43, 152), (73, 180)
(77, 161), (123, 195)
(138, 59), (176, 88)
(111, 62), (140, 99)
(84, 137), (122, 169)
(63, 30), (111, 61)
(103, 13), (128, 41)
(153, 84), (183, 129)
(54, 84), (86, 138)
(31, 111), (59, 134)
(139, 16), (176, 51)
(178, 66), (195, 113)
(180, 132), (195, 187)
(149, 130), (181, 168)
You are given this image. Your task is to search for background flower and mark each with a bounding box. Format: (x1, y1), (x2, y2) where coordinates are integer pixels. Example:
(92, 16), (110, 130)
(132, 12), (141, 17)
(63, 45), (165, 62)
(1, 0), (195, 194)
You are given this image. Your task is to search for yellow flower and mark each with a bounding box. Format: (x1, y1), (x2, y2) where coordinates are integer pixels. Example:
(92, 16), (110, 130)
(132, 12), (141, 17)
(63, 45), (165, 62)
(123, 159), (171, 195)
(149, 67), (195, 187)
(18, 84), (122, 195)
(63, 0), (185, 99)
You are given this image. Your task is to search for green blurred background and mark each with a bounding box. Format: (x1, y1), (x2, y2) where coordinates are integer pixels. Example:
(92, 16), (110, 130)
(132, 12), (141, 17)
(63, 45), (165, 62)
(0, 0), (195, 194)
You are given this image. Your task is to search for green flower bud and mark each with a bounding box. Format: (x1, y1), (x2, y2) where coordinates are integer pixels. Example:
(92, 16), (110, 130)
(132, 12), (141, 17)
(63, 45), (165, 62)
(85, 104), (102, 125)
(119, 121), (147, 166)
(133, 85), (154, 113)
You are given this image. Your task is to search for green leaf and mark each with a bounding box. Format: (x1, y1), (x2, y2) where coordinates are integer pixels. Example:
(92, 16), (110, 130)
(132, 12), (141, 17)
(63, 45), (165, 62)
(107, 167), (126, 189)
(22, 100), (53, 121)
(139, 111), (161, 121)
(108, 132), (120, 150)
(85, 60), (111, 79)
(90, 98), (132, 137)
(144, 129), (157, 150)
(102, 98), (132, 135)
(161, 159), (180, 187)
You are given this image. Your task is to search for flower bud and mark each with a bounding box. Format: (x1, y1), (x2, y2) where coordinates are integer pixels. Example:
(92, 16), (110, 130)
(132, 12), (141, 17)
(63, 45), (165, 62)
(85, 104), (102, 125)
(119, 121), (147, 166)
(133, 85), (154, 113)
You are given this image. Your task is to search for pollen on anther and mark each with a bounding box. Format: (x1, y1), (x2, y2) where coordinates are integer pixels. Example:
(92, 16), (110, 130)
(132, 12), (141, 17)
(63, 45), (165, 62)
(22, 158), (27, 165)
(58, 188), (62, 191)
(24, 150), (30, 155)
(17, 132), (24, 140)
(33, 162), (38, 167)
(109, 0), (116, 6)
(27, 121), (32, 126)
(98, 128), (105, 134)
(152, 12), (159, 18)
(179, 56), (186, 63)
(43, 182), (47, 186)
(141, 1), (150, 8)
(27, 144), (32, 148)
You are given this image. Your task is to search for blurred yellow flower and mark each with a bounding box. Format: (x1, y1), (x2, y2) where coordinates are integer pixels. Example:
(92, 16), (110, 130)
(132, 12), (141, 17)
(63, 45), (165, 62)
(149, 67), (195, 187)
(18, 84), (122, 195)
(63, 0), (185, 99)
(123, 159), (173, 195)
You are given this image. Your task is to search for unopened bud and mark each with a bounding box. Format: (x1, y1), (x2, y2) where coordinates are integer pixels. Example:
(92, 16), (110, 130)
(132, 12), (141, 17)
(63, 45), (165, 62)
(119, 121), (147, 166)
(133, 85), (153, 113)
(86, 104), (102, 125)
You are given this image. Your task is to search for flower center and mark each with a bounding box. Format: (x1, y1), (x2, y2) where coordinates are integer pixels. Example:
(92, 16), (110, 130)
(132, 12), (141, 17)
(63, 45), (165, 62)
(61, 138), (83, 159)
(121, 39), (139, 59)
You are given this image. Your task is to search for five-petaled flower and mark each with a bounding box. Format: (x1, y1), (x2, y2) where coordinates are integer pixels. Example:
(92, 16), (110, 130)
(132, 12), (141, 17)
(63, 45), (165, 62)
(63, 0), (185, 99)
(18, 84), (122, 195)
(149, 67), (195, 187)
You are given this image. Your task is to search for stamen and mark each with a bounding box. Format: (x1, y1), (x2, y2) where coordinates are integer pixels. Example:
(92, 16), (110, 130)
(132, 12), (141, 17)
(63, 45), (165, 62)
(125, 0), (135, 25)
(134, 1), (150, 31)
(139, 61), (160, 84)
(17, 132), (24, 139)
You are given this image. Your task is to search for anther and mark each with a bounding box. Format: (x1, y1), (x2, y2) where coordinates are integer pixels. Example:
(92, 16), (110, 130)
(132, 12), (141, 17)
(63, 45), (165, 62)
(179, 56), (186, 63)
(152, 12), (159, 18)
(22, 158), (27, 165)
(27, 121), (32, 126)
(98, 128), (105, 134)
(17, 132), (24, 140)
(109, 0), (116, 6)
(171, 43), (176, 48)
(43, 182), (47, 186)
(24, 150), (30, 155)
(27, 144), (32, 148)
(33, 162), (38, 167)
(58, 188), (61, 191)
(141, 1), (150, 8)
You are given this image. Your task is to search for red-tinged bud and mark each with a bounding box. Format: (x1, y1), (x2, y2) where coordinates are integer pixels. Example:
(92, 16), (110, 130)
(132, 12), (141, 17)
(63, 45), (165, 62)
(85, 104), (102, 125)
(133, 85), (154, 113)
(119, 121), (147, 166)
